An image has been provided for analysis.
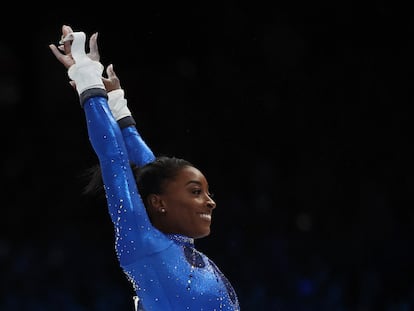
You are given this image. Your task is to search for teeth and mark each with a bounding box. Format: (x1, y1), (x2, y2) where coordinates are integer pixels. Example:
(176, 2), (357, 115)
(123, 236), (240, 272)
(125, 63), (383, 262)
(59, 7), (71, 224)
(199, 214), (211, 220)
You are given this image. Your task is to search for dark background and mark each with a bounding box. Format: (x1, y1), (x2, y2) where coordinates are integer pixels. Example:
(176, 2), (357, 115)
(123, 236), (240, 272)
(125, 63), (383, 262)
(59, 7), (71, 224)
(1, 2), (414, 310)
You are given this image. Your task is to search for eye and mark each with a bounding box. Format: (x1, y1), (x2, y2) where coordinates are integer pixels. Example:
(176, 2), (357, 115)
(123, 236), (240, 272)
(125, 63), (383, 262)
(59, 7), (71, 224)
(192, 189), (202, 195)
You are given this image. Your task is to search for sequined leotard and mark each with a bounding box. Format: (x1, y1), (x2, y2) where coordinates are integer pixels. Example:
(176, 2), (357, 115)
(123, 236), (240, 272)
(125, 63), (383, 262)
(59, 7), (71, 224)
(81, 90), (240, 311)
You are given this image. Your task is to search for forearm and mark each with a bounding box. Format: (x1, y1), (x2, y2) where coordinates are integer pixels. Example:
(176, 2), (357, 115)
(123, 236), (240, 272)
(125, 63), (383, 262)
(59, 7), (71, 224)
(121, 126), (155, 167)
(108, 89), (155, 167)
(81, 92), (125, 161)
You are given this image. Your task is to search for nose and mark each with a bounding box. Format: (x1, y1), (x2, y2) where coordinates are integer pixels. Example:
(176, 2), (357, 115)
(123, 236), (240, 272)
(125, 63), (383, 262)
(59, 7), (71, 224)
(206, 195), (216, 209)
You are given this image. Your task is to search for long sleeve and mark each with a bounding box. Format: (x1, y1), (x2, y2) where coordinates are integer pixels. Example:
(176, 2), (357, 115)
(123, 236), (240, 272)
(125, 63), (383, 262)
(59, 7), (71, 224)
(121, 126), (155, 167)
(81, 94), (171, 266)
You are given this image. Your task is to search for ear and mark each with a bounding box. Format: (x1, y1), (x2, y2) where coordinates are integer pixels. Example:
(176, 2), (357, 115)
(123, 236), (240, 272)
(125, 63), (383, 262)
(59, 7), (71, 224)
(147, 194), (164, 210)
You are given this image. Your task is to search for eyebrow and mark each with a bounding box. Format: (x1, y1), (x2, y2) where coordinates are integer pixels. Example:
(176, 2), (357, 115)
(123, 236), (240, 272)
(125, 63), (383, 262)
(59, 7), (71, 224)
(185, 180), (202, 186)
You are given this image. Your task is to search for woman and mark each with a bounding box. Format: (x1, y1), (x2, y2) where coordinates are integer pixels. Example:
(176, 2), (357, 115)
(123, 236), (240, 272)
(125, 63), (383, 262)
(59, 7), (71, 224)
(49, 25), (240, 311)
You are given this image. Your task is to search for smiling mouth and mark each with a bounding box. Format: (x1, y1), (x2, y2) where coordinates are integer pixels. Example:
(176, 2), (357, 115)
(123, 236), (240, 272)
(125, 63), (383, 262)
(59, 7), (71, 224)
(199, 213), (211, 221)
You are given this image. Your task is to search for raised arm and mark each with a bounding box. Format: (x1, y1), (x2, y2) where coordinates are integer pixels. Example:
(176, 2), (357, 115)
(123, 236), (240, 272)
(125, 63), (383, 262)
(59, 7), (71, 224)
(104, 65), (156, 167)
(49, 27), (169, 265)
(82, 94), (168, 265)
(50, 24), (155, 167)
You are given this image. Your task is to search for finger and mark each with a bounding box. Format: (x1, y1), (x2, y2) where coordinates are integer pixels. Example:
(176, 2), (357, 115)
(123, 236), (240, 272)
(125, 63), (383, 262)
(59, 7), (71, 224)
(62, 25), (74, 37)
(49, 44), (75, 69)
(106, 64), (119, 80)
(102, 77), (110, 85)
(102, 77), (115, 92)
(62, 24), (72, 32)
(63, 40), (72, 55)
(49, 44), (64, 61)
(89, 32), (100, 61)
(106, 64), (117, 78)
(62, 25), (73, 55)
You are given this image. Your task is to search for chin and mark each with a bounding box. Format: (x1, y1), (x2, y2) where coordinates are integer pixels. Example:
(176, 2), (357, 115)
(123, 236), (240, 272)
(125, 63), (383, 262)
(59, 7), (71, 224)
(194, 228), (211, 239)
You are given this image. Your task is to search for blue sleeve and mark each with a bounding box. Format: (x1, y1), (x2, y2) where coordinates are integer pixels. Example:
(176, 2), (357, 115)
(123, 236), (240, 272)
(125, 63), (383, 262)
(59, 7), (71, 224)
(116, 114), (156, 167)
(82, 95), (170, 266)
(121, 126), (155, 167)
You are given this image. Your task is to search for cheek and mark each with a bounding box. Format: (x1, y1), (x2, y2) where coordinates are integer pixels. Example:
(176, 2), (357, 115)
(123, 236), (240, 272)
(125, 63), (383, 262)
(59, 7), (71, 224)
(169, 202), (198, 224)
(166, 194), (194, 209)
(165, 198), (191, 216)
(175, 202), (196, 215)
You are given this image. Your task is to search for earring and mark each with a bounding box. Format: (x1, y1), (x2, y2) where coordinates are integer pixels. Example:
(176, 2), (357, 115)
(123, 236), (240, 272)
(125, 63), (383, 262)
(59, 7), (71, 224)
(160, 208), (166, 213)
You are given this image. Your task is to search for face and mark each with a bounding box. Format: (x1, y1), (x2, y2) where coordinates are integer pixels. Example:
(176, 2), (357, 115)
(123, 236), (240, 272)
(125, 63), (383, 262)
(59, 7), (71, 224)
(156, 166), (216, 239)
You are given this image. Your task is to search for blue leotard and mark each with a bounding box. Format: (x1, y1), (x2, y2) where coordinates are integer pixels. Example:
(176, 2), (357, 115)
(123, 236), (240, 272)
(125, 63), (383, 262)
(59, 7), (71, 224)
(81, 90), (240, 310)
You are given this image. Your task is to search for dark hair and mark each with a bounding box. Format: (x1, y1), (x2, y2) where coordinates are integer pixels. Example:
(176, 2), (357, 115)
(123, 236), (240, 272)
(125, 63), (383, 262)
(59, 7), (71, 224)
(83, 156), (194, 207)
(135, 156), (193, 206)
